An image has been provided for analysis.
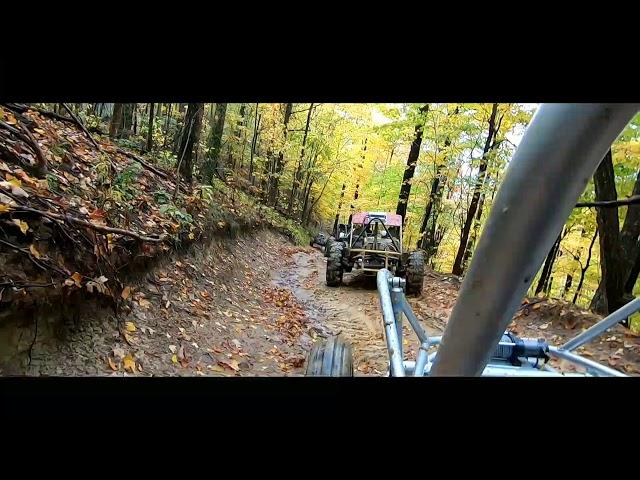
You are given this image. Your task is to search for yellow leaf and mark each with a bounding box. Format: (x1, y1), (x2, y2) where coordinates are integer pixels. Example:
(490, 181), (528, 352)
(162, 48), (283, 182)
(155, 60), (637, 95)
(217, 221), (226, 228)
(123, 354), (136, 373)
(12, 219), (28, 234)
(107, 357), (118, 371)
(171, 354), (178, 364)
(126, 321), (136, 332)
(5, 113), (16, 125)
(34, 128), (46, 135)
(0, 203), (11, 213)
(123, 332), (136, 345)
(138, 298), (151, 309)
(188, 232), (195, 240)
(7, 177), (22, 188)
(29, 244), (41, 258)
(69, 272), (82, 287)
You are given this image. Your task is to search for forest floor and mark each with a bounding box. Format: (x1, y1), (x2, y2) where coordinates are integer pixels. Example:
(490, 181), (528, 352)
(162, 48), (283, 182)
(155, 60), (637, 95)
(9, 232), (640, 377)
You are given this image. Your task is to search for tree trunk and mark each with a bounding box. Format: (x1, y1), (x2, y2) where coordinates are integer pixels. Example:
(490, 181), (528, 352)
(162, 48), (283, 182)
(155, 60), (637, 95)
(590, 149), (629, 314)
(109, 103), (124, 138)
(377, 146), (395, 207)
(535, 231), (562, 295)
(268, 103), (293, 207)
(348, 138), (367, 224)
(176, 103), (204, 185)
(232, 104), (246, 171)
(288, 103), (314, 214)
(422, 168), (448, 261)
(573, 230), (598, 304)
(462, 186), (487, 272)
(545, 277), (554, 296)
(162, 104), (172, 149)
(249, 106), (261, 185)
(121, 103), (134, 139)
(203, 103), (227, 184)
(452, 103), (500, 275)
(396, 104), (429, 223)
(562, 274), (573, 299)
(133, 104), (138, 135)
(146, 103), (155, 152)
(418, 168), (443, 251)
(333, 183), (346, 236)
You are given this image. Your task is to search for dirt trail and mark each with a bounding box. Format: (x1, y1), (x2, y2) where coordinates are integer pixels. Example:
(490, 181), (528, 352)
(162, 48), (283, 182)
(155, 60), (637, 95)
(272, 249), (444, 375)
(6, 231), (640, 377)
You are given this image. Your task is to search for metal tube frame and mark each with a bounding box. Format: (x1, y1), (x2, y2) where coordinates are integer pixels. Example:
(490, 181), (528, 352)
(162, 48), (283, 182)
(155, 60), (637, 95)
(429, 104), (640, 376)
(377, 268), (629, 377)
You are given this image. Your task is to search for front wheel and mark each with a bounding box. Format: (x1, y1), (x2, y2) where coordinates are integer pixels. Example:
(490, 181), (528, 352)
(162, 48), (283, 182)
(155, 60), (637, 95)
(305, 336), (354, 376)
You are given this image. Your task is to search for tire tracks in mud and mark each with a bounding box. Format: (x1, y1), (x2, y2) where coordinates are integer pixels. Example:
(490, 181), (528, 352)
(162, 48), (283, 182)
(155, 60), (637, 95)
(272, 248), (443, 376)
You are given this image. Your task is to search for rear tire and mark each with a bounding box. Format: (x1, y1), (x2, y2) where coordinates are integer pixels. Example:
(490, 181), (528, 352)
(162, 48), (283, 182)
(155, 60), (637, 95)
(324, 237), (335, 257)
(305, 336), (354, 376)
(406, 250), (425, 295)
(326, 241), (344, 287)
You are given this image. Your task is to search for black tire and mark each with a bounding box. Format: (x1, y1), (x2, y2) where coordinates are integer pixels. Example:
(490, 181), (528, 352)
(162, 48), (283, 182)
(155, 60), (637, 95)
(326, 241), (344, 287)
(405, 250), (425, 295)
(324, 237), (335, 258)
(305, 336), (354, 376)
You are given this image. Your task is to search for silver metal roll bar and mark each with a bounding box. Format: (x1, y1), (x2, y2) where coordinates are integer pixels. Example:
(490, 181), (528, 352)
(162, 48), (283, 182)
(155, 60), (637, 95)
(376, 102), (640, 377)
(429, 104), (640, 376)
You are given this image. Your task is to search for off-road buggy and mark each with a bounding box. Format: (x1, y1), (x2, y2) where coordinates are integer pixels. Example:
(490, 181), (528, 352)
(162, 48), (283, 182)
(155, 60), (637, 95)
(324, 211), (425, 294)
(307, 103), (640, 377)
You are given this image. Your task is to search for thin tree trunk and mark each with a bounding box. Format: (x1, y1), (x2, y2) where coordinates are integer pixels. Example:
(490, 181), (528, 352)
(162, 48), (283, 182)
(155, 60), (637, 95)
(162, 104), (172, 149)
(452, 103), (500, 275)
(590, 150), (627, 314)
(121, 103), (134, 139)
(562, 275), (573, 299)
(232, 104), (246, 171)
(146, 103), (155, 152)
(133, 104), (138, 135)
(176, 103), (204, 185)
(377, 145), (395, 207)
(203, 103), (227, 184)
(535, 231), (562, 295)
(109, 103), (124, 138)
(462, 186), (487, 271)
(333, 183), (346, 236)
(573, 230), (598, 304)
(288, 103), (314, 214)
(249, 106), (261, 185)
(396, 104), (429, 223)
(268, 103), (293, 207)
(348, 138), (367, 224)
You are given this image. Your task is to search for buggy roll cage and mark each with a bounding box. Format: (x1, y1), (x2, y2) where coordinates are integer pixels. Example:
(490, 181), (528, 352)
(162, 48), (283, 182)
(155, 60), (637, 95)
(377, 104), (640, 377)
(350, 217), (401, 253)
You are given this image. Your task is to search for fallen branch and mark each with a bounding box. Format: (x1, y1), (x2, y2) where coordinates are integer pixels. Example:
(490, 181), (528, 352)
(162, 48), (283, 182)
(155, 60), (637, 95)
(0, 120), (47, 177)
(0, 280), (56, 289)
(116, 147), (188, 193)
(9, 206), (167, 243)
(0, 238), (67, 276)
(61, 103), (103, 152)
(575, 195), (640, 208)
(1, 103), (76, 125)
(17, 121), (48, 173)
